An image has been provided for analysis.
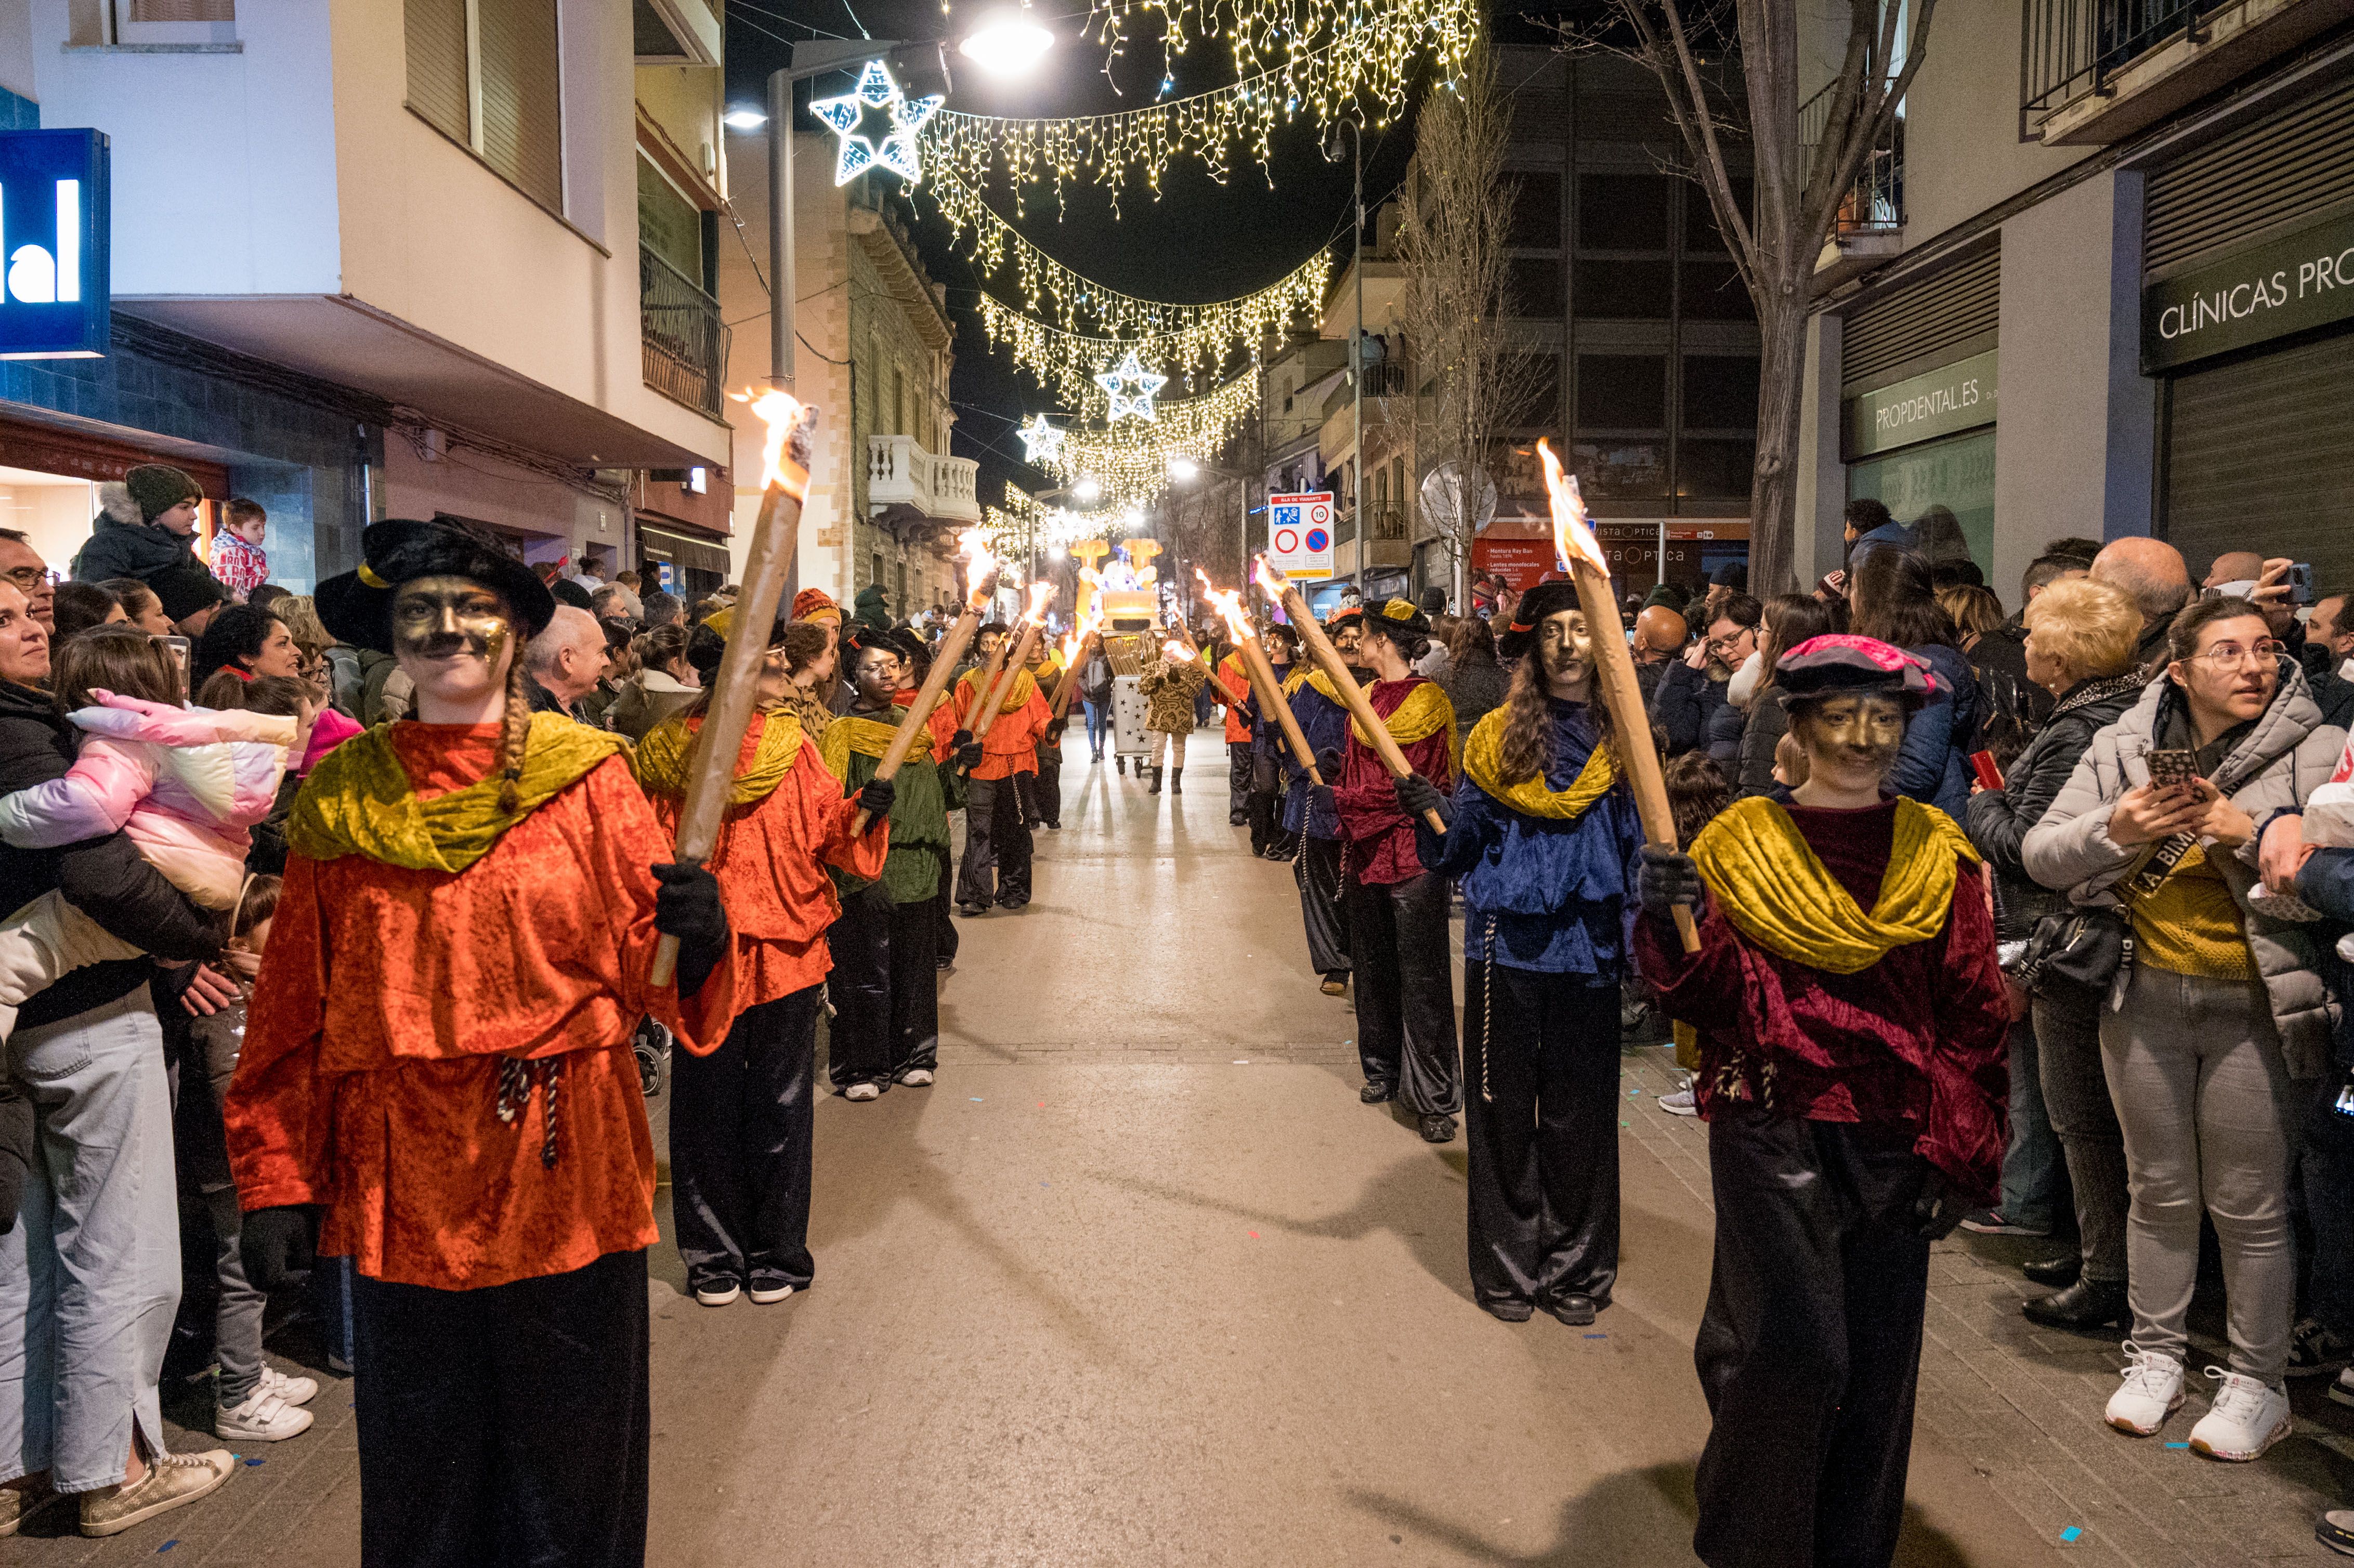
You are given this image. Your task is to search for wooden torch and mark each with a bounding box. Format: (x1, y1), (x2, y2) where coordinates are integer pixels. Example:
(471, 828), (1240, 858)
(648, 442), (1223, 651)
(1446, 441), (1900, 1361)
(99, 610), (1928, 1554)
(1050, 615), (1103, 723)
(847, 528), (1003, 835)
(1537, 439), (1699, 953)
(1197, 569), (1321, 786)
(970, 581), (1055, 745)
(650, 391), (816, 986)
(1254, 557), (1442, 833)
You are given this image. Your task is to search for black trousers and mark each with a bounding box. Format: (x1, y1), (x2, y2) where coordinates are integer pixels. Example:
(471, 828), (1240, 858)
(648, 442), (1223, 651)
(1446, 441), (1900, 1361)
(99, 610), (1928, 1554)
(955, 774), (1034, 909)
(1346, 871), (1460, 1116)
(1227, 740), (1253, 822)
(929, 868), (958, 964)
(1693, 1107), (1933, 1568)
(1030, 739), (1062, 828)
(352, 1247), (649, 1568)
(826, 879), (941, 1088)
(1295, 833), (1351, 978)
(669, 987), (820, 1294)
(1463, 962), (1621, 1313)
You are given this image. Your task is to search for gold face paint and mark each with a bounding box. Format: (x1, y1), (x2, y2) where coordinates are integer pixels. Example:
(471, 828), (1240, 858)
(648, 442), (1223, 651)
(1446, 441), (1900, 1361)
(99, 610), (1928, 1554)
(1538, 609), (1591, 688)
(1799, 694), (1906, 777)
(390, 575), (512, 670)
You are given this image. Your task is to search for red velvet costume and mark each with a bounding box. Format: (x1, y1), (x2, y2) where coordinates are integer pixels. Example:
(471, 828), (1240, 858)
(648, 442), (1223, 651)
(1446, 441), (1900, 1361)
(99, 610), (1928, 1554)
(1332, 676), (1455, 885)
(954, 668), (1048, 782)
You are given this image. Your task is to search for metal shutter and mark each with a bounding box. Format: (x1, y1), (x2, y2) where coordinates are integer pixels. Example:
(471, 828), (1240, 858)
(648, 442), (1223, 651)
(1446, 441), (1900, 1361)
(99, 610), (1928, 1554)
(477, 0), (564, 212)
(404, 0), (469, 147)
(2163, 330), (2354, 585)
(2146, 77), (2354, 278)
(1839, 242), (2000, 394)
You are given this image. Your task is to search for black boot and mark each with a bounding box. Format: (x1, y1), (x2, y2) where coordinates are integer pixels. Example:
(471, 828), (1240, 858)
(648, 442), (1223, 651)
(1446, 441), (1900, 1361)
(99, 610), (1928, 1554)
(1170, 768), (1184, 795)
(2021, 1276), (2130, 1331)
(1148, 765), (1163, 794)
(2023, 1253), (2083, 1288)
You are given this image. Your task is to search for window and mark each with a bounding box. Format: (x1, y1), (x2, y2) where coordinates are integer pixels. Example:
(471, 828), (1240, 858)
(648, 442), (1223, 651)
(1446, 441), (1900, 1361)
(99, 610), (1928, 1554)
(1578, 355), (1666, 430)
(1683, 180), (1751, 253)
(1514, 352), (1563, 429)
(1679, 440), (1755, 500)
(637, 155), (702, 284)
(1578, 175), (1672, 252)
(1506, 257), (1563, 318)
(1509, 174), (1562, 248)
(1679, 257), (1753, 321)
(405, 0), (564, 214)
(114, 0), (234, 44)
(1574, 259), (1672, 320)
(1681, 356), (1760, 432)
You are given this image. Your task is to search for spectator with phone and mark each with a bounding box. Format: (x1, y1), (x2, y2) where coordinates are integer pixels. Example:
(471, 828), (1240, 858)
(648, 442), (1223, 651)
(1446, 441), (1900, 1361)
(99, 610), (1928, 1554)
(2023, 595), (2343, 1461)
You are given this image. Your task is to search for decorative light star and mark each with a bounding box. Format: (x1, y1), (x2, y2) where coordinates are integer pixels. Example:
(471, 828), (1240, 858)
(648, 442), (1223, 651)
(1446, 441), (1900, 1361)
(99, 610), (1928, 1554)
(1093, 350), (1168, 423)
(809, 60), (944, 187)
(1017, 413), (1066, 465)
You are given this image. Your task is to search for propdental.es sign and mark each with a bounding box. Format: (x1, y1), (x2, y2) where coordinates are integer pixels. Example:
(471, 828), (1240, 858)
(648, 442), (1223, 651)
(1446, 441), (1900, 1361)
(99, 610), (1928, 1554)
(0, 129), (108, 360)
(1841, 349), (1997, 461)
(2142, 207), (2354, 373)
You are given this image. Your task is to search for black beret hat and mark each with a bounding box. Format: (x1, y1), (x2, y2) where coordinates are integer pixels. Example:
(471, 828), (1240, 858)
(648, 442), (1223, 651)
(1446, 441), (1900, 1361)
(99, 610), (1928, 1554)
(315, 519), (556, 655)
(1774, 634), (1933, 711)
(1496, 578), (1583, 660)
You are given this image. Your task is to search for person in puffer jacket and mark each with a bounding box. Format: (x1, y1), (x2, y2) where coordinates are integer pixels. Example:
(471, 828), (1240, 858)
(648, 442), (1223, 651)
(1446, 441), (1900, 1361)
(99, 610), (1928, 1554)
(0, 626), (291, 1039)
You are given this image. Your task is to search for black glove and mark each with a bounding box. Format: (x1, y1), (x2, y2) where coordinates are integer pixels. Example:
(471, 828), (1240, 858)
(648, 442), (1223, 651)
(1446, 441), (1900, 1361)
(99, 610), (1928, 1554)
(1308, 783), (1337, 821)
(241, 1205), (318, 1292)
(857, 775), (896, 820)
(651, 860), (730, 1000)
(1910, 1166), (1964, 1240)
(1394, 773), (1451, 827)
(956, 738), (984, 770)
(1313, 747), (1341, 781)
(1637, 844), (1704, 924)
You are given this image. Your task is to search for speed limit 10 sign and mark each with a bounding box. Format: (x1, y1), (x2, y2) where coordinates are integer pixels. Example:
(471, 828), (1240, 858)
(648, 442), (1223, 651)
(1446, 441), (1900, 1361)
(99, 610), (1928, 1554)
(1265, 492), (1336, 579)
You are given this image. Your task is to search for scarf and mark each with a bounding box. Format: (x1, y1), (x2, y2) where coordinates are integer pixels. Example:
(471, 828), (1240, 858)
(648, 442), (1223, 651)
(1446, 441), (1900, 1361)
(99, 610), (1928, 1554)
(1689, 795), (1980, 974)
(287, 714), (625, 873)
(633, 709), (803, 805)
(1460, 707), (1616, 821)
(821, 712), (930, 777)
(1284, 666), (1352, 702)
(960, 665), (1037, 714)
(1349, 679), (1457, 764)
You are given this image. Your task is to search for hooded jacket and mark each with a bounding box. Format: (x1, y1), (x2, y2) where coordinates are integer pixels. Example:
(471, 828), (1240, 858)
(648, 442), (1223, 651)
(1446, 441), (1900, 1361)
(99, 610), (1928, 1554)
(67, 484), (199, 584)
(2020, 660), (2344, 1078)
(1889, 642), (1980, 818)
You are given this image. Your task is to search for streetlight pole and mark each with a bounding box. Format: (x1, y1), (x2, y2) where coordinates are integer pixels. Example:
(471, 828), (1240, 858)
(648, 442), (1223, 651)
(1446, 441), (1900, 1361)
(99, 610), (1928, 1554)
(768, 68), (794, 393)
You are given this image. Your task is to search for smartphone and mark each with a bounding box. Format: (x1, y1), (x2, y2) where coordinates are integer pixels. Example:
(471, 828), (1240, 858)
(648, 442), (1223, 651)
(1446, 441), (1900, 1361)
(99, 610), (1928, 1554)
(1969, 750), (2004, 791)
(161, 635), (191, 701)
(2290, 563), (2315, 606)
(2145, 748), (2198, 792)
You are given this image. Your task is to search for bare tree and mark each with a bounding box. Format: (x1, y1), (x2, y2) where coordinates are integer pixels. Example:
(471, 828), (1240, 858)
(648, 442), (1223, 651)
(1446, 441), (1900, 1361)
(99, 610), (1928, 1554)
(1396, 41), (1534, 611)
(1576, 0), (1934, 592)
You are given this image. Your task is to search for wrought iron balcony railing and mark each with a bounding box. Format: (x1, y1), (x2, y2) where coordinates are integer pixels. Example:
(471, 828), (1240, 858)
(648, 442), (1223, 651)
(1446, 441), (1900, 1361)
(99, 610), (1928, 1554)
(1799, 79), (1905, 237)
(639, 246), (729, 421)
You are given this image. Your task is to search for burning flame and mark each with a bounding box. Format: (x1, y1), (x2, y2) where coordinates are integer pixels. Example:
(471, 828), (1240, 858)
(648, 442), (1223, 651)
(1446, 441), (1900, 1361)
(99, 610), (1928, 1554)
(1536, 439), (1605, 574)
(1196, 568), (1253, 647)
(1021, 580), (1056, 626)
(1162, 639), (1196, 664)
(958, 528), (998, 611)
(1252, 554), (1287, 600)
(730, 388), (810, 498)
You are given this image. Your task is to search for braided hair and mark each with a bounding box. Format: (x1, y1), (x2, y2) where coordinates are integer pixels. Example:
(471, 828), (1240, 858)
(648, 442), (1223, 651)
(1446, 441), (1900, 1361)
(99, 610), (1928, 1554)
(496, 640), (531, 815)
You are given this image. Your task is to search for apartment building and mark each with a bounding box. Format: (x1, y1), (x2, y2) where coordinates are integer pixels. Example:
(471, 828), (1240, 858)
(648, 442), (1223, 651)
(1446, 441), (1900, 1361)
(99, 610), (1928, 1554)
(1791, 0), (2354, 596)
(0, 0), (734, 594)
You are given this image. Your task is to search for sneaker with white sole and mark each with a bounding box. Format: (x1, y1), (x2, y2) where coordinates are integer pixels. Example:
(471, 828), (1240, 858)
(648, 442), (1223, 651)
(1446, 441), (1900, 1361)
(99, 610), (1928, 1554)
(216, 1384), (314, 1442)
(694, 1282), (741, 1308)
(749, 1283), (796, 1304)
(2189, 1369), (2292, 1460)
(1, 1482), (67, 1537)
(2332, 1366), (2354, 1410)
(78, 1449), (235, 1537)
(898, 1068), (934, 1087)
(1657, 1088), (1698, 1117)
(2105, 1340), (2186, 1435)
(844, 1082), (881, 1102)
(256, 1365), (319, 1407)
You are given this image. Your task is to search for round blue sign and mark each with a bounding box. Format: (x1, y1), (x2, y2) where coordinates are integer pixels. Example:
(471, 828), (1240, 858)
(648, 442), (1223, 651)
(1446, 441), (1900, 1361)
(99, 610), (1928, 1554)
(1305, 527), (1329, 552)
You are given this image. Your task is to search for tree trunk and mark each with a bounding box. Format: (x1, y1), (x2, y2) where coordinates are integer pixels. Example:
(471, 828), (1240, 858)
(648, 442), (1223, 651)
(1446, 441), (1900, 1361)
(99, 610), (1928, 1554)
(1748, 265), (1810, 596)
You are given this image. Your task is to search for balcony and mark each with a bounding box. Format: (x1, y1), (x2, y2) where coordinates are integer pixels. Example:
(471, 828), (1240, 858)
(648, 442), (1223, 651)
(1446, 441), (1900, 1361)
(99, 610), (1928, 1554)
(1365, 501), (1409, 541)
(1360, 360), (1410, 398)
(2021, 0), (2354, 145)
(1803, 77), (1906, 289)
(867, 435), (981, 527)
(639, 246), (729, 421)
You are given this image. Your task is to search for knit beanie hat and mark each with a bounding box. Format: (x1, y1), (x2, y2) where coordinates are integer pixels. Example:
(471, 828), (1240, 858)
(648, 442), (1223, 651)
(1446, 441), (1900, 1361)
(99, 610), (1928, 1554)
(124, 464), (203, 524)
(150, 560), (230, 624)
(793, 587), (841, 624)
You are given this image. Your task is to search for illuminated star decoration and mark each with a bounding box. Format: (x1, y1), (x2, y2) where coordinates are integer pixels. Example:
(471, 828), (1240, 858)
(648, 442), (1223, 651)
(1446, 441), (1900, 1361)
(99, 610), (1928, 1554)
(1093, 350), (1168, 423)
(1018, 413), (1067, 465)
(809, 60), (944, 187)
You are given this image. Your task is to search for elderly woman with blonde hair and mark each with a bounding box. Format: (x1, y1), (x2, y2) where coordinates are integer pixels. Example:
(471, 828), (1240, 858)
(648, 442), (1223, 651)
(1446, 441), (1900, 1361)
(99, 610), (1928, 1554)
(1965, 576), (2150, 1330)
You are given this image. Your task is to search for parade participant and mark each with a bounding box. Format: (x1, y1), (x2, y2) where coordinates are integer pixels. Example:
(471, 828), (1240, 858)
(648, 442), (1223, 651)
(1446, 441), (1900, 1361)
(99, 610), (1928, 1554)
(953, 626), (1049, 913)
(1139, 625), (1210, 796)
(1395, 580), (1643, 1325)
(822, 629), (979, 1099)
(1216, 636), (1255, 826)
(225, 518), (738, 1568)
(1246, 624), (1300, 858)
(1633, 634), (2009, 1568)
(1285, 608), (1364, 993)
(636, 606), (894, 1309)
(1324, 599), (1461, 1141)
(890, 632), (970, 969)
(1024, 634), (1065, 831)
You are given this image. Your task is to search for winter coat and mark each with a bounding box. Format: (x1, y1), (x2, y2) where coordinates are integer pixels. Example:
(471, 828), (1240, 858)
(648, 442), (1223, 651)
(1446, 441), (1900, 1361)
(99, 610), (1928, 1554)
(1649, 659), (1730, 760)
(1889, 642), (1979, 818)
(358, 647), (412, 726)
(1438, 648), (1509, 750)
(1969, 616), (2049, 759)
(852, 586), (892, 635)
(2021, 660), (2344, 1079)
(0, 677), (222, 1032)
(1734, 692), (1790, 798)
(604, 669), (701, 742)
(1139, 656), (1207, 734)
(1964, 671), (2143, 940)
(68, 488), (198, 584)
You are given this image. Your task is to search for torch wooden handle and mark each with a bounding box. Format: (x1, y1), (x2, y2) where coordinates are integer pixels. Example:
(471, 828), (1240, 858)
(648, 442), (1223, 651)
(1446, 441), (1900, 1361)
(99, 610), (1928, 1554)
(970, 620), (1042, 746)
(1278, 584), (1444, 834)
(1050, 633), (1098, 722)
(847, 598), (991, 835)
(1235, 634), (1322, 785)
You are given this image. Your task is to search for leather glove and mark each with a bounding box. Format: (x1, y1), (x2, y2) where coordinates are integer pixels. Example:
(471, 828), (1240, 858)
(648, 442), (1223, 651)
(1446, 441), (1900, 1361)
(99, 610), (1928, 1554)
(1314, 747), (1341, 781)
(1638, 844), (1704, 923)
(1910, 1166), (1964, 1240)
(241, 1205), (318, 1292)
(651, 861), (730, 1000)
(857, 775), (896, 820)
(956, 738), (984, 770)
(950, 728), (973, 751)
(1308, 783), (1337, 821)
(1394, 773), (1451, 827)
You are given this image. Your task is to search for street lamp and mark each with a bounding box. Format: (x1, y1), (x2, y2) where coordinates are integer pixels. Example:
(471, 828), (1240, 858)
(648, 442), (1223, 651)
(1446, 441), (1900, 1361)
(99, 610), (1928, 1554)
(1074, 477), (1103, 502)
(1166, 455), (1199, 480)
(959, 9), (1054, 75)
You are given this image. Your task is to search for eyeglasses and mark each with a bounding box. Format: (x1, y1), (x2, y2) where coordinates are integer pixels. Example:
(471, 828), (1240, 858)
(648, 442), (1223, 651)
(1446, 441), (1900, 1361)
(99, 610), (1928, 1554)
(2, 565), (47, 590)
(1705, 631), (1750, 655)
(2190, 639), (2286, 669)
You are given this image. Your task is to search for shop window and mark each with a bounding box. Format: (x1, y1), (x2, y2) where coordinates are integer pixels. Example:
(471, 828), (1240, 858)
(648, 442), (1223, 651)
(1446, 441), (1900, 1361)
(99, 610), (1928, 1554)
(1506, 257), (1563, 319)
(1577, 355), (1667, 431)
(1679, 257), (1753, 321)
(1683, 180), (1750, 253)
(1569, 439), (1668, 500)
(1574, 259), (1672, 320)
(1509, 173), (1563, 248)
(1678, 439), (1756, 500)
(1848, 428), (1996, 576)
(1681, 356), (1760, 433)
(404, 0), (564, 214)
(1579, 174), (1672, 252)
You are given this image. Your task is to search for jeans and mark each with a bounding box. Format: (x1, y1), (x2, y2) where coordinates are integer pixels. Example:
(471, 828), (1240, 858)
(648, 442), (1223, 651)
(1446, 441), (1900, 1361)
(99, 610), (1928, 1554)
(2102, 968), (2303, 1382)
(1082, 699), (1110, 759)
(2303, 1071), (2354, 1338)
(1997, 1014), (2064, 1233)
(203, 1186), (268, 1405)
(1346, 871), (1460, 1117)
(2035, 991), (2130, 1285)
(0, 987), (178, 1491)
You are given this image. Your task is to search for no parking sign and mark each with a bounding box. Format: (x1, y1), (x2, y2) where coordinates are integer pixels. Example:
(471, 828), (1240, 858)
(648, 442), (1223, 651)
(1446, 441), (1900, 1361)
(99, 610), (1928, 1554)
(1265, 492), (1335, 580)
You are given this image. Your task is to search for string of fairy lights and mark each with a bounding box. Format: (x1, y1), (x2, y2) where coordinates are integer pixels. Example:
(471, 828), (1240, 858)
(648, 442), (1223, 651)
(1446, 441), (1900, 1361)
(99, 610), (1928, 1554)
(1034, 370), (1261, 508)
(974, 281), (1320, 411)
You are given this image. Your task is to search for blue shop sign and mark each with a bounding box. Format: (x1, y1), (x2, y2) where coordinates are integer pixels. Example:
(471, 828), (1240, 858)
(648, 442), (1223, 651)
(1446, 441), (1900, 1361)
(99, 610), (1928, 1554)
(0, 129), (108, 360)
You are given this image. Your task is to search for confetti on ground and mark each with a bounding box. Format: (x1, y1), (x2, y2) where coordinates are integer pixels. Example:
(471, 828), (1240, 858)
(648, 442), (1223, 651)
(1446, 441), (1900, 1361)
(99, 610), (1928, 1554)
(1039, 1182), (1050, 1188)
(970, 1097), (984, 1102)
(1247, 1231), (1260, 1239)
(2164, 1441), (2188, 1448)
(158, 1544), (178, 1555)
(1584, 1333), (1607, 1339)
(2060, 1526), (2082, 1543)
(1233, 1059), (1250, 1065)
(1621, 1121), (1630, 1128)
(245, 1457), (265, 1467)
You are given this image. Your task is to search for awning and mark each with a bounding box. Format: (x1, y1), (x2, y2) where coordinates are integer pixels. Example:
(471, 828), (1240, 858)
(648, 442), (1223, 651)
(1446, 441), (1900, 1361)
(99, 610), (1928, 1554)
(637, 523), (731, 577)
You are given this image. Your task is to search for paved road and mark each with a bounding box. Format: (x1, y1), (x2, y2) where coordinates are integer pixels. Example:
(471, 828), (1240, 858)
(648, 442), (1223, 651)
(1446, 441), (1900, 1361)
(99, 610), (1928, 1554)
(25, 729), (2347, 1563)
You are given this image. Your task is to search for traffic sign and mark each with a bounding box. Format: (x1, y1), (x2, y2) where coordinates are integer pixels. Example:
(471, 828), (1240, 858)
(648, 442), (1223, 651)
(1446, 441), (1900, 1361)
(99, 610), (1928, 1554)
(1266, 492), (1334, 579)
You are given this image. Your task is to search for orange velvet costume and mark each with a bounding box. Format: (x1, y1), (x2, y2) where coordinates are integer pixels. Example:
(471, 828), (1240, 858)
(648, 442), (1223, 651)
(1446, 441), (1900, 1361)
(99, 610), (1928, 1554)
(954, 667), (1048, 782)
(225, 723), (740, 1292)
(1216, 651), (1252, 743)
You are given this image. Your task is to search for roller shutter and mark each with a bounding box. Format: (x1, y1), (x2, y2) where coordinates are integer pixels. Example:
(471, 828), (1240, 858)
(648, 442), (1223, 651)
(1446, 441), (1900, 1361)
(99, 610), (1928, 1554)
(1838, 242), (2000, 395)
(2145, 76), (2354, 278)
(2162, 332), (2354, 585)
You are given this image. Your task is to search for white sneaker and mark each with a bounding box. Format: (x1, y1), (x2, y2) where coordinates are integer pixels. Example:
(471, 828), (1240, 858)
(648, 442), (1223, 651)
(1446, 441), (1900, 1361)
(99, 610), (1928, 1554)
(2189, 1369), (2292, 1460)
(695, 1282), (741, 1308)
(2105, 1340), (2186, 1435)
(1657, 1088), (1698, 1117)
(749, 1283), (796, 1304)
(216, 1386), (313, 1442)
(844, 1083), (881, 1102)
(2331, 1366), (2354, 1410)
(898, 1068), (934, 1087)
(256, 1365), (318, 1407)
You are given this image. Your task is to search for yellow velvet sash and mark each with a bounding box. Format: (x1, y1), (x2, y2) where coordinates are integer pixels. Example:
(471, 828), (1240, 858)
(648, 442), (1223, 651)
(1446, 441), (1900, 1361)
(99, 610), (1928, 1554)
(1689, 795), (1980, 974)
(959, 666), (1038, 714)
(820, 713), (931, 778)
(1349, 679), (1457, 765)
(287, 714), (625, 874)
(1460, 707), (1616, 820)
(633, 710), (802, 805)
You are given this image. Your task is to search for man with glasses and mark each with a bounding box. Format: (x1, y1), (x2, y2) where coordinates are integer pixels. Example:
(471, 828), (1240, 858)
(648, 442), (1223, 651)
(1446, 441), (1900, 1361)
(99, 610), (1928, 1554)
(0, 529), (55, 634)
(1650, 592), (1761, 766)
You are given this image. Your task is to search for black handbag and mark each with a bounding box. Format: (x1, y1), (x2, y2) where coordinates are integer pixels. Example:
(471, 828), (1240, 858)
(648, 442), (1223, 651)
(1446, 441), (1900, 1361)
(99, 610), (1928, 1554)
(2018, 907), (2134, 1007)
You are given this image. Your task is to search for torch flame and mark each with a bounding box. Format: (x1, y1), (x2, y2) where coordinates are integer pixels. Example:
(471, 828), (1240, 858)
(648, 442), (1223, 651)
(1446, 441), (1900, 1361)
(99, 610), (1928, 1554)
(1536, 439), (1605, 574)
(1162, 639), (1197, 664)
(958, 528), (999, 611)
(1195, 568), (1254, 647)
(730, 388), (810, 498)
(1252, 554), (1287, 600)
(1021, 580), (1055, 626)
